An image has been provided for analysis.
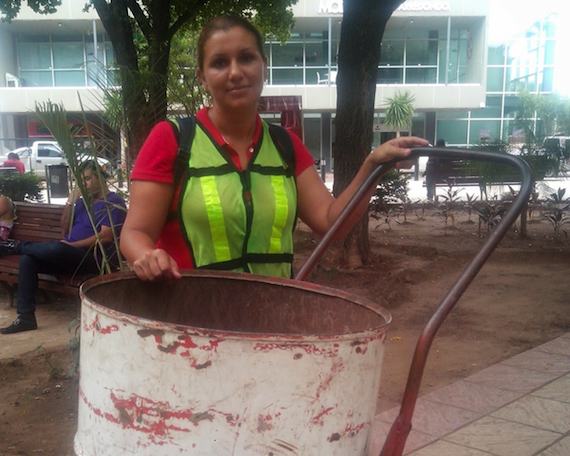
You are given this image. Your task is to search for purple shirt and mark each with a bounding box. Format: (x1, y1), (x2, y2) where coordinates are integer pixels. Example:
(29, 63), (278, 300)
(65, 192), (126, 243)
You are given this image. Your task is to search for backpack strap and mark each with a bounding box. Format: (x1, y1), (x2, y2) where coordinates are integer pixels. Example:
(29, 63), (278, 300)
(168, 116), (196, 188)
(268, 123), (296, 176)
(166, 117), (196, 222)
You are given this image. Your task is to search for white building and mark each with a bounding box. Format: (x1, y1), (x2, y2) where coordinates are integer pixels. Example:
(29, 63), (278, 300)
(0, 0), (563, 168)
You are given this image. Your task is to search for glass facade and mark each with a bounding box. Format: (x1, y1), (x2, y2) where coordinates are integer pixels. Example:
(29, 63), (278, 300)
(266, 30), (330, 85)
(265, 19), (477, 86)
(6, 9), (562, 163)
(17, 33), (117, 87)
(437, 15), (557, 146)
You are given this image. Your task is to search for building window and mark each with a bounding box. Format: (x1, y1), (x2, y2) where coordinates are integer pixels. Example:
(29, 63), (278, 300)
(406, 39), (438, 66)
(488, 46), (506, 65)
(406, 68), (437, 84)
(446, 28), (471, 83)
(503, 96), (521, 119)
(17, 33), (116, 88)
(469, 120), (501, 143)
(380, 40), (404, 65)
(378, 68), (403, 84)
(540, 67), (554, 92)
(267, 34), (330, 85)
(543, 40), (555, 65)
(471, 96), (502, 119)
(436, 119), (468, 145)
(272, 68), (303, 85)
(272, 42), (303, 67)
(486, 67), (504, 92)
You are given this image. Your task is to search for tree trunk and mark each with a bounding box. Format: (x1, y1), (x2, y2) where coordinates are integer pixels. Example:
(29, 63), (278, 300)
(147, 0), (172, 123)
(93, 0), (175, 159)
(333, 0), (403, 267)
(93, 0), (151, 159)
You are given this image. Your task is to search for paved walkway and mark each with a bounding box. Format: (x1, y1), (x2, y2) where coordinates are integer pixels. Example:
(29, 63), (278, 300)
(368, 332), (570, 456)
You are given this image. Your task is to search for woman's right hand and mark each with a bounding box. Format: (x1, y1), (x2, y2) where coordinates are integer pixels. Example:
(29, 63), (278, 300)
(130, 248), (182, 281)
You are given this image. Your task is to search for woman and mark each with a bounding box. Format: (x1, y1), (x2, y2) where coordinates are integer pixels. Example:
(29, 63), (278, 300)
(121, 15), (428, 281)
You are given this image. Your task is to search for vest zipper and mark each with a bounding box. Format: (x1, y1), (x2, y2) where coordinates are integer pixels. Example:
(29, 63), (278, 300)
(240, 170), (253, 272)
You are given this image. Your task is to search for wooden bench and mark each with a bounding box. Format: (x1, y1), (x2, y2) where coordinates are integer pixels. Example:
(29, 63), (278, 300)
(425, 158), (520, 199)
(0, 202), (90, 307)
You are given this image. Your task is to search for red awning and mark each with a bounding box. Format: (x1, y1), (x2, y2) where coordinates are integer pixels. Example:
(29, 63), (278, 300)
(258, 96), (302, 112)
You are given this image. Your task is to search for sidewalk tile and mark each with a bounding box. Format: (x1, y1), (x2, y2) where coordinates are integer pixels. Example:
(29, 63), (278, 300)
(537, 436), (570, 456)
(531, 374), (570, 404)
(421, 380), (522, 414)
(408, 440), (493, 456)
(444, 416), (561, 456)
(501, 348), (570, 375)
(491, 395), (570, 433)
(376, 399), (480, 436)
(367, 417), (436, 456)
(535, 335), (570, 356)
(463, 364), (559, 393)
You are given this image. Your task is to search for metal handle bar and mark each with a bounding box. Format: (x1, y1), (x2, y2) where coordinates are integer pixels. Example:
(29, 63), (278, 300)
(294, 148), (532, 456)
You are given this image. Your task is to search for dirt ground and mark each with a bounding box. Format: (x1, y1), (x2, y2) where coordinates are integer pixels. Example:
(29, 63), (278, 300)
(0, 208), (569, 455)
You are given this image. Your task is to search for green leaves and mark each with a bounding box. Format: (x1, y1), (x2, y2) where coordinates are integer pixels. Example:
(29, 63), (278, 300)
(384, 91), (415, 134)
(514, 90), (570, 146)
(0, 172), (42, 202)
(34, 101), (78, 170)
(0, 0), (61, 22)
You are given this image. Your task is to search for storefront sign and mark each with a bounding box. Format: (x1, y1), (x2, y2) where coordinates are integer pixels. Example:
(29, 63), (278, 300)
(318, 0), (450, 14)
(319, 0), (342, 14)
(398, 1), (450, 12)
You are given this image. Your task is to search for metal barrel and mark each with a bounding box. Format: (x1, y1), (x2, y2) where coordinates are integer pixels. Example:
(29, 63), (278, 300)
(75, 271), (391, 455)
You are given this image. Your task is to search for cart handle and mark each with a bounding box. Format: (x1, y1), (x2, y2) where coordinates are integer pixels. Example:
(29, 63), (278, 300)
(295, 148), (532, 456)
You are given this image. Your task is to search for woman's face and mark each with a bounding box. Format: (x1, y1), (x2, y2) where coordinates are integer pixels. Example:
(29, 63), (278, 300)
(198, 26), (266, 113)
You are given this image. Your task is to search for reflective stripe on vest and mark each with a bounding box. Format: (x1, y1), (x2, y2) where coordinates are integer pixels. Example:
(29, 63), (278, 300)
(178, 120), (297, 277)
(200, 175), (232, 262)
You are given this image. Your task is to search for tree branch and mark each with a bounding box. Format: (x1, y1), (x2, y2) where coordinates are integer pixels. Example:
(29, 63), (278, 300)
(168, 0), (209, 40)
(91, 0), (111, 25)
(125, 0), (152, 39)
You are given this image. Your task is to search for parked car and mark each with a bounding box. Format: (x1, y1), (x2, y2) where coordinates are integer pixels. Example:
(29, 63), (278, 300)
(0, 141), (112, 177)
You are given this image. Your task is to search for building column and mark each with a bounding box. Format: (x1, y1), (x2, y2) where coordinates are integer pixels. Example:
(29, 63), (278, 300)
(425, 111), (436, 145)
(321, 112), (331, 180)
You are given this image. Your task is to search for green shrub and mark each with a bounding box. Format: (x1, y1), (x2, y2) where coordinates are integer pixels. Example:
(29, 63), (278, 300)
(0, 172), (43, 202)
(370, 169), (409, 215)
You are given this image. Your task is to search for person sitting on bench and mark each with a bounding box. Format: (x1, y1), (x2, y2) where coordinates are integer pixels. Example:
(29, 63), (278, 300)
(0, 161), (126, 334)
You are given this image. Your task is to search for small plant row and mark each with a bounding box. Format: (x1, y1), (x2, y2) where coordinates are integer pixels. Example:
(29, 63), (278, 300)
(369, 170), (570, 240)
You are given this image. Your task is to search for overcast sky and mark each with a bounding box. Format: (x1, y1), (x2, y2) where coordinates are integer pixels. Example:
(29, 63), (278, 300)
(487, 0), (568, 45)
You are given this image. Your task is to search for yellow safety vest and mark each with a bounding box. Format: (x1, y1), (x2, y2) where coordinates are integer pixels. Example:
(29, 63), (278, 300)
(177, 120), (298, 278)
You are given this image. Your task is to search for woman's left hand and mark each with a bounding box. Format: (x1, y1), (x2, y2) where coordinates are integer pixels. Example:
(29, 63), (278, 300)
(368, 136), (429, 166)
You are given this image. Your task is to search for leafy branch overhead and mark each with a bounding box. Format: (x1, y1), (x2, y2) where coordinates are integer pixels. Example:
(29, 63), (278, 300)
(0, 0), (61, 22)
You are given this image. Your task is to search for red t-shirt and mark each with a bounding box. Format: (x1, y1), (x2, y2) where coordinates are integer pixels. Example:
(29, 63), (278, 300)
(2, 159), (25, 174)
(131, 107), (315, 268)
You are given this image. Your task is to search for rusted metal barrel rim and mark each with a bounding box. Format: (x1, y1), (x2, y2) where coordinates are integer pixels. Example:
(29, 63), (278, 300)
(80, 270), (392, 342)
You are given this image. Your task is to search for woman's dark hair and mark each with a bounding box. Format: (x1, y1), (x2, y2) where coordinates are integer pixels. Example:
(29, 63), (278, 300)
(7, 152), (19, 160)
(197, 15), (266, 70)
